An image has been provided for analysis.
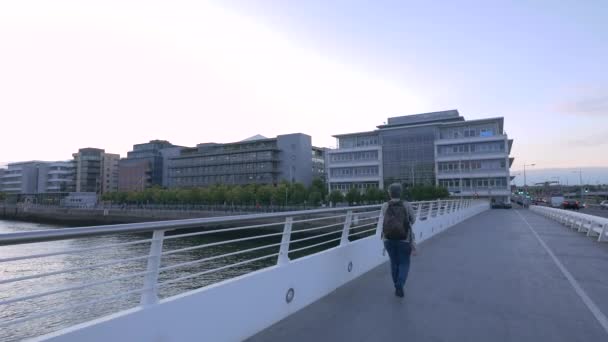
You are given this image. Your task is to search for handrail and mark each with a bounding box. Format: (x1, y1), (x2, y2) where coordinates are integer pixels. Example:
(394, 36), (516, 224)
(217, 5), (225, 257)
(0, 198), (481, 341)
(0, 201), (461, 246)
(0, 204), (380, 246)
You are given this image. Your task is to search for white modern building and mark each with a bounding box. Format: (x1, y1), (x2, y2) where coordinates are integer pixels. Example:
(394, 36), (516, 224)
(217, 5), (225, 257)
(326, 110), (514, 203)
(42, 161), (76, 193)
(326, 131), (383, 193)
(435, 117), (513, 202)
(0, 161), (76, 194)
(0, 161), (44, 194)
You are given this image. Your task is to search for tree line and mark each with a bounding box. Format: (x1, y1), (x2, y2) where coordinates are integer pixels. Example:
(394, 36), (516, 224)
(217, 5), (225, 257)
(101, 179), (450, 207)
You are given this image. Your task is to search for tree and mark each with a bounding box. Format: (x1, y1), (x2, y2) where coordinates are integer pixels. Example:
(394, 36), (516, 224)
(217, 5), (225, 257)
(328, 190), (344, 205)
(310, 178), (328, 201)
(363, 187), (385, 204)
(272, 183), (289, 206)
(241, 185), (256, 205)
(227, 186), (243, 205)
(210, 185), (227, 205)
(289, 183), (308, 205)
(308, 191), (322, 207)
(345, 187), (362, 206)
(256, 185), (273, 206)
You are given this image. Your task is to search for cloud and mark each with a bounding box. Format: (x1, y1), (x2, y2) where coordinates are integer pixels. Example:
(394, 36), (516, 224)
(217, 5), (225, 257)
(556, 90), (608, 116)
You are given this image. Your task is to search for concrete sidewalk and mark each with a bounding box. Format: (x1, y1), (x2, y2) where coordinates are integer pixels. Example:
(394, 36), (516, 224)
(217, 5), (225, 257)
(247, 209), (608, 342)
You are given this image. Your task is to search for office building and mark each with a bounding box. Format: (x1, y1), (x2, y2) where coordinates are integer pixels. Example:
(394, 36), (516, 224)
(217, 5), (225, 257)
(435, 117), (513, 200)
(118, 140), (177, 191)
(0, 161), (42, 194)
(0, 160), (75, 194)
(40, 161), (76, 193)
(326, 132), (383, 193)
(168, 133), (314, 188)
(312, 147), (327, 181)
(327, 110), (513, 202)
(73, 148), (119, 194)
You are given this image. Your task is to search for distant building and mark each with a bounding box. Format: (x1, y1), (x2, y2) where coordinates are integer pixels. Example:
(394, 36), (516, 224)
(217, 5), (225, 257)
(327, 110), (514, 202)
(0, 168), (5, 192)
(118, 140), (178, 191)
(39, 161), (76, 193)
(102, 153), (120, 194)
(0, 161), (42, 194)
(168, 133), (314, 188)
(326, 132), (383, 193)
(73, 148), (119, 194)
(312, 147), (327, 181)
(435, 117), (513, 201)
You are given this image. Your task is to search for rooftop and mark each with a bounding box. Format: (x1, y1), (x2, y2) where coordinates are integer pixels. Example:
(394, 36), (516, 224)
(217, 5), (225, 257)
(377, 109), (464, 129)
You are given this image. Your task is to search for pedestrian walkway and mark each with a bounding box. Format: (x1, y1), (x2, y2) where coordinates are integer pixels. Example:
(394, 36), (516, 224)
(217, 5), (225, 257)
(248, 209), (608, 342)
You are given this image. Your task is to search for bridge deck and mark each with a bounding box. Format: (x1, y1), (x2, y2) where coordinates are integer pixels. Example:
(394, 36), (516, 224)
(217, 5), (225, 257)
(248, 209), (608, 342)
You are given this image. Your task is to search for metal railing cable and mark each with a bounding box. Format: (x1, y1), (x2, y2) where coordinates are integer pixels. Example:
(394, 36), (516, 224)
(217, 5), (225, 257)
(0, 200), (477, 340)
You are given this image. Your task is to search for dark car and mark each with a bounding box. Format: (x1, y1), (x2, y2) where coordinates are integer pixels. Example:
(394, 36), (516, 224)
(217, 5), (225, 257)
(491, 201), (512, 209)
(561, 200), (580, 210)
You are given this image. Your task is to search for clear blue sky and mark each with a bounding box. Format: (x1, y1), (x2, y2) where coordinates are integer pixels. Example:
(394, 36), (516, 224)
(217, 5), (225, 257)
(1, 0), (607, 174)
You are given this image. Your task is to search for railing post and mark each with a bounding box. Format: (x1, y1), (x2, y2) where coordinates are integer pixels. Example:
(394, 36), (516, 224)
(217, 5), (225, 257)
(340, 210), (354, 246)
(599, 224), (607, 242)
(375, 207), (385, 237)
(140, 229), (165, 306)
(277, 217), (293, 265)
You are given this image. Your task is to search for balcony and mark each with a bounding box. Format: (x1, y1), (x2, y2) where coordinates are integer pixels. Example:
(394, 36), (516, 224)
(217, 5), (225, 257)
(435, 152), (508, 162)
(447, 187), (511, 197)
(435, 134), (508, 145)
(437, 170), (509, 179)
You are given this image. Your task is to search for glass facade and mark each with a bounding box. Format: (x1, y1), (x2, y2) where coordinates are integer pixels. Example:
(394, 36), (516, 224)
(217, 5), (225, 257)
(380, 126), (436, 186)
(169, 145), (282, 187)
(119, 140), (175, 191)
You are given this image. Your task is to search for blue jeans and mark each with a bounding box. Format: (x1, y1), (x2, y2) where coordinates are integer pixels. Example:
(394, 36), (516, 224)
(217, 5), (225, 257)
(384, 240), (412, 289)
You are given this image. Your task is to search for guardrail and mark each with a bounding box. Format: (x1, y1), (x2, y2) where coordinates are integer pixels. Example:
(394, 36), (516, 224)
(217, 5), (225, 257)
(0, 199), (487, 341)
(530, 205), (608, 242)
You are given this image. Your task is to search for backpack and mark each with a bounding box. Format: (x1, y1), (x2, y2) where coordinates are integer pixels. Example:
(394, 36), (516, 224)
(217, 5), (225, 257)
(382, 201), (411, 240)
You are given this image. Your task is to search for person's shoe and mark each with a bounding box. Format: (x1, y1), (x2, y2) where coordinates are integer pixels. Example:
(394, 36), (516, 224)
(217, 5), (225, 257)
(396, 287), (404, 298)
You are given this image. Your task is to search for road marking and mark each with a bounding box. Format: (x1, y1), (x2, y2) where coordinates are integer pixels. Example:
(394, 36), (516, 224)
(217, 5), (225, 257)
(515, 210), (608, 335)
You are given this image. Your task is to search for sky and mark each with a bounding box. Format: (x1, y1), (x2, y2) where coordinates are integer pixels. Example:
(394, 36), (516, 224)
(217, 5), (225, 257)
(1, 0), (607, 177)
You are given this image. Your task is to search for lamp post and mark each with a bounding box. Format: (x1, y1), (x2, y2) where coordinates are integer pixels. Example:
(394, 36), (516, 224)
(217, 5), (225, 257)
(523, 163), (536, 193)
(572, 169), (583, 202)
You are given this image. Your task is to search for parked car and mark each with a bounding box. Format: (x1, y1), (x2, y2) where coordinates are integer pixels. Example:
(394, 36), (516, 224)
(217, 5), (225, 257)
(491, 201), (512, 209)
(561, 200), (580, 210)
(601, 200), (608, 210)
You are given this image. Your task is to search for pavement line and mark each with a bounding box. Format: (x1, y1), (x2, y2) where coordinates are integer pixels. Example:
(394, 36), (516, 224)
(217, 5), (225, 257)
(515, 210), (608, 335)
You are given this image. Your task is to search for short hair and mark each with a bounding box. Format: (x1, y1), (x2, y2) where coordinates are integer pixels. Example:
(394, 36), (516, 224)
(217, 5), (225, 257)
(388, 183), (402, 199)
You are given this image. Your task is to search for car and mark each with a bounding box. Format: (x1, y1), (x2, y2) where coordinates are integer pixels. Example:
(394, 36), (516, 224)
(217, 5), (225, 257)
(491, 201), (512, 209)
(561, 200), (580, 210)
(600, 200), (608, 210)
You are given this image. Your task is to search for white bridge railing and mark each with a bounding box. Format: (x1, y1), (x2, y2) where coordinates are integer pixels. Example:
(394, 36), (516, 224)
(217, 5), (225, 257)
(0, 199), (488, 342)
(530, 205), (608, 242)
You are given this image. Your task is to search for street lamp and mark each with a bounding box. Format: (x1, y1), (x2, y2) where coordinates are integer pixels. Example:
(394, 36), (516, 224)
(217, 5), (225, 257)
(572, 169), (583, 201)
(523, 163), (536, 191)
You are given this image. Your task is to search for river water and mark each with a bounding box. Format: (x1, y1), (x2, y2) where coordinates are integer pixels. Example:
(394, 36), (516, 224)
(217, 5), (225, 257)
(0, 219), (288, 341)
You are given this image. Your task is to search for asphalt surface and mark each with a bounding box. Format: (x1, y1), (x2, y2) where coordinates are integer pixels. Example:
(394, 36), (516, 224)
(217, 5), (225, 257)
(247, 209), (608, 342)
(580, 206), (608, 219)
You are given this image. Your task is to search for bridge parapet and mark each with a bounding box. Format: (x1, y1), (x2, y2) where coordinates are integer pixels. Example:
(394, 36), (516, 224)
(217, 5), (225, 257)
(0, 199), (489, 342)
(530, 205), (608, 242)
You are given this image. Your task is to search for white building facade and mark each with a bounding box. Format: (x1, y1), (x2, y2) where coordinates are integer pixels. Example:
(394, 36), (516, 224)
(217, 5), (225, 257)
(435, 118), (513, 203)
(326, 132), (384, 193)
